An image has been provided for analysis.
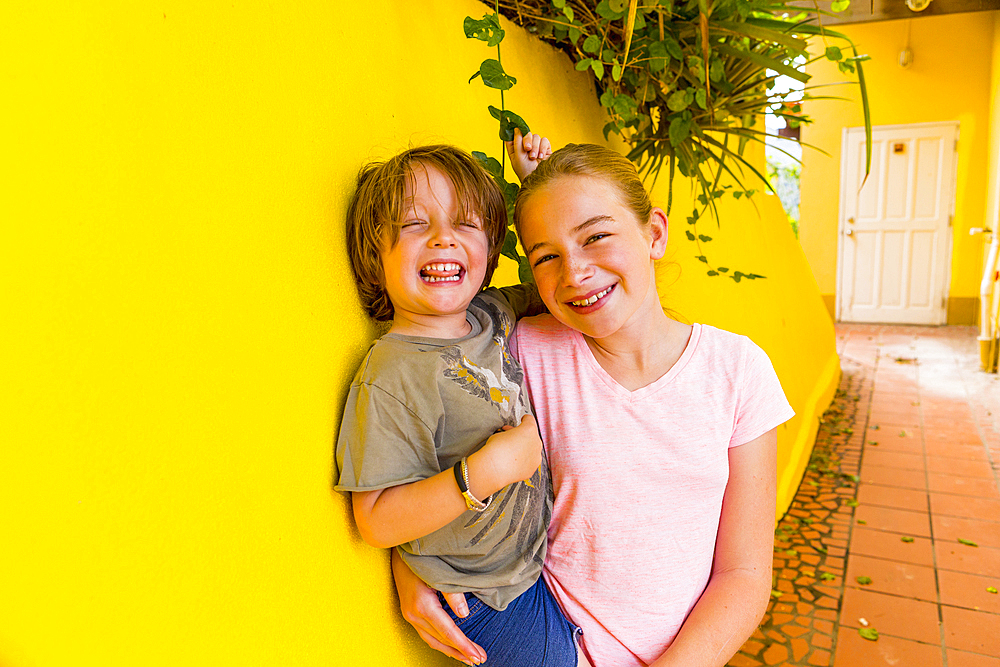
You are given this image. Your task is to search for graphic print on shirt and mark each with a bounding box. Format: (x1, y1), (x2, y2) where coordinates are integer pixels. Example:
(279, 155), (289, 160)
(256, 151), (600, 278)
(462, 464), (548, 572)
(441, 301), (544, 567)
(440, 303), (528, 426)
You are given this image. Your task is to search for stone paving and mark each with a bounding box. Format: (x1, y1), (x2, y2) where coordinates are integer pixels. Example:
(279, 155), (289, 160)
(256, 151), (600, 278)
(727, 324), (1000, 667)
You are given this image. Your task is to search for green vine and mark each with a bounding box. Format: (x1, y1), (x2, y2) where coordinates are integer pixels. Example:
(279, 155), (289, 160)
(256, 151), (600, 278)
(465, 4), (534, 282)
(476, 0), (871, 281)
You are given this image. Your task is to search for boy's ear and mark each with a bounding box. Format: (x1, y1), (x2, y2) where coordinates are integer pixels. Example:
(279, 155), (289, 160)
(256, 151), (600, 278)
(648, 208), (668, 260)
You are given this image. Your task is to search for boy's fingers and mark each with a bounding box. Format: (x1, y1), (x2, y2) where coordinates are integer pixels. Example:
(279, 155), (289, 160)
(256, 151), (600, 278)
(539, 137), (552, 159)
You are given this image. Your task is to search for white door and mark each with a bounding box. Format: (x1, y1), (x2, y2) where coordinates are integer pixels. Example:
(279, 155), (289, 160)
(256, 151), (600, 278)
(837, 122), (957, 324)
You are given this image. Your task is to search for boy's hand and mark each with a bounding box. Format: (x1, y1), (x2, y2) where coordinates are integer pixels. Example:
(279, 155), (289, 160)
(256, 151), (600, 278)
(506, 128), (552, 184)
(471, 414), (543, 493)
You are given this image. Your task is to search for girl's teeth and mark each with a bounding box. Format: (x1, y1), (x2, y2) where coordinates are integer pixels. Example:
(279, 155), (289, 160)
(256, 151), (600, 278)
(570, 287), (611, 307)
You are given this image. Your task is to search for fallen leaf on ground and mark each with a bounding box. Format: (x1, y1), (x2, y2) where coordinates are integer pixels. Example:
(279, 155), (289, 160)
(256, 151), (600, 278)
(859, 627), (879, 641)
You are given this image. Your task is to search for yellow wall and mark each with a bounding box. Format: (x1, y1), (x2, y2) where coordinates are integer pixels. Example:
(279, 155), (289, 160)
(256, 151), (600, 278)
(799, 12), (996, 318)
(2, 3), (834, 665)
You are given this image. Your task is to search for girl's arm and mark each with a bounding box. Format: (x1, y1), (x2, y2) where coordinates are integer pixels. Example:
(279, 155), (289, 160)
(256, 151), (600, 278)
(649, 428), (777, 667)
(391, 548), (488, 666)
(353, 415), (542, 549)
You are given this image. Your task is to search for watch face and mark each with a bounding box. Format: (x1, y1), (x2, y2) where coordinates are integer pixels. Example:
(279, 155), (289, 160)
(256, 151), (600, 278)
(905, 0), (931, 11)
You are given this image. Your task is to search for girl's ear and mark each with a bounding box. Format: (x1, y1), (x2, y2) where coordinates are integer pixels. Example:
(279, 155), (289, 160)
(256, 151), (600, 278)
(647, 208), (668, 260)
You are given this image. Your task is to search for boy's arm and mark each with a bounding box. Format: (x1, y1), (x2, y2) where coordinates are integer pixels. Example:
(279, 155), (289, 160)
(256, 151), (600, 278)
(352, 415), (543, 549)
(491, 282), (546, 321)
(506, 128), (551, 184)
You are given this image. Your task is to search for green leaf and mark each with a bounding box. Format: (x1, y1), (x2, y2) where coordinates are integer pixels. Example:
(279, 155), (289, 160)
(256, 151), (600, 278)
(463, 14), (505, 47)
(717, 267), (728, 273)
(563, 5), (575, 22)
(901, 536), (914, 543)
(488, 106), (530, 142)
(707, 270), (718, 276)
(988, 586), (998, 594)
(667, 90), (689, 112)
(518, 256), (534, 284)
(600, 89), (616, 107)
(576, 58), (593, 71)
(856, 576), (872, 585)
(592, 59), (605, 80)
(648, 41), (669, 72)
(612, 61), (623, 82)
(696, 255), (708, 263)
(825, 46), (844, 61)
(668, 117), (691, 147)
(471, 59), (516, 90)
(596, 0), (626, 19)
(820, 572), (836, 581)
(698, 235), (712, 242)
(714, 43), (811, 84)
(695, 89), (707, 109)
(858, 627), (878, 641)
(609, 0), (628, 12)
(958, 538), (979, 547)
(552, 0), (566, 7)
(831, 0), (851, 11)
(846, 499), (859, 507)
(583, 34), (602, 54)
(686, 230), (696, 240)
(501, 228), (520, 262)
(472, 151), (505, 182)
(663, 37), (683, 60)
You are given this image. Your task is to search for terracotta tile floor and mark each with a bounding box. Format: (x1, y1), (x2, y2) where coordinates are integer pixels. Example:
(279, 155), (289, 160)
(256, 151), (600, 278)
(727, 324), (1000, 667)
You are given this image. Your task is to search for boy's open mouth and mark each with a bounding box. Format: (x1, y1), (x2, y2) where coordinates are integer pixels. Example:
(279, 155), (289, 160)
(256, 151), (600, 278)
(420, 262), (464, 284)
(568, 284), (614, 308)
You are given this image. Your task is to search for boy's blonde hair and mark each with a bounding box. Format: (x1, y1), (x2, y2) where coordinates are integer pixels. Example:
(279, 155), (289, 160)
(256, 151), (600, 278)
(346, 145), (509, 321)
(514, 143), (653, 235)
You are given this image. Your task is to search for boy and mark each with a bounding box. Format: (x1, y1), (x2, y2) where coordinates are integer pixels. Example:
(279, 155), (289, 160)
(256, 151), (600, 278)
(335, 143), (578, 666)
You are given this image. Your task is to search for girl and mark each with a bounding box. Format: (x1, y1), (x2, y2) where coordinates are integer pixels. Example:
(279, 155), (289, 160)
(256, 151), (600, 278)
(394, 141), (793, 667)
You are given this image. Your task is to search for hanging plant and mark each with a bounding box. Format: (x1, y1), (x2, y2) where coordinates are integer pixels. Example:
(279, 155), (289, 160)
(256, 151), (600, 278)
(465, 3), (535, 282)
(484, 0), (871, 280)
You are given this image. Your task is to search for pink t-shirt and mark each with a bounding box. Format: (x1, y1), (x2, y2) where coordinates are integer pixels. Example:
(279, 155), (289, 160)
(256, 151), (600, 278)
(511, 316), (794, 667)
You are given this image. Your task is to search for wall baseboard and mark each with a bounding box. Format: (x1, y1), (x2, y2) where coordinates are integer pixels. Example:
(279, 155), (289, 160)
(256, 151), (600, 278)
(821, 295), (978, 325)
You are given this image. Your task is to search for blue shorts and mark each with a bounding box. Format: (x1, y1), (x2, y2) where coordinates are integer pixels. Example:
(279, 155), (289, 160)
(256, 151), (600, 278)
(440, 576), (581, 667)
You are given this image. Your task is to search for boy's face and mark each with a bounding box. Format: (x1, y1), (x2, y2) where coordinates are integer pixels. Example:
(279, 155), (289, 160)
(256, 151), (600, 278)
(380, 162), (490, 334)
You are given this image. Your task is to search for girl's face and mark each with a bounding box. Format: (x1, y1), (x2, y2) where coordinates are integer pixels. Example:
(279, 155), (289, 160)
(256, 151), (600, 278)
(519, 174), (667, 341)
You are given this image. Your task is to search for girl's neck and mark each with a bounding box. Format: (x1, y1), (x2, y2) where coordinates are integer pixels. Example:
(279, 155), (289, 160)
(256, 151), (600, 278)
(584, 300), (691, 392)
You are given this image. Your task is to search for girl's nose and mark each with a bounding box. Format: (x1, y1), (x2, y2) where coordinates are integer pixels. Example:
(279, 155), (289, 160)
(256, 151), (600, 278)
(562, 253), (593, 286)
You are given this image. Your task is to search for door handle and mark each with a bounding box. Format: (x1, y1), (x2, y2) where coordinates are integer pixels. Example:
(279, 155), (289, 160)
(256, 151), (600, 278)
(845, 229), (854, 236)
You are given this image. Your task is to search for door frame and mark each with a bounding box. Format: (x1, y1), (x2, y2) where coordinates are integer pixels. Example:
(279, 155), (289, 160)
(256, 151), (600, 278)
(835, 120), (960, 324)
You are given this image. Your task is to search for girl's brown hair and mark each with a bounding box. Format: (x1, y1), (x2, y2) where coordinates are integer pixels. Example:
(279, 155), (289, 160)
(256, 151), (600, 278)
(513, 143), (653, 237)
(346, 145), (508, 321)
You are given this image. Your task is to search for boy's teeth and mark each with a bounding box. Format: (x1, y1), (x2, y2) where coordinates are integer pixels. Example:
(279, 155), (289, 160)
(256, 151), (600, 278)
(421, 262), (462, 283)
(570, 287), (611, 307)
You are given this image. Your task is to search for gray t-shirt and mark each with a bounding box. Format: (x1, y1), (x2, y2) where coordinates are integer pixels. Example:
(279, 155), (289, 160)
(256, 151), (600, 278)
(335, 285), (550, 610)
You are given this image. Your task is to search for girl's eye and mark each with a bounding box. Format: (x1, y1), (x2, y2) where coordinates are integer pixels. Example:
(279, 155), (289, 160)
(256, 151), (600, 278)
(400, 220), (426, 229)
(586, 233), (610, 244)
(532, 254), (556, 267)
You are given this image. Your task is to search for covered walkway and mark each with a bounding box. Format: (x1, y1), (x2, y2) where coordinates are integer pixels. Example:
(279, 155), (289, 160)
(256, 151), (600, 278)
(729, 324), (1000, 667)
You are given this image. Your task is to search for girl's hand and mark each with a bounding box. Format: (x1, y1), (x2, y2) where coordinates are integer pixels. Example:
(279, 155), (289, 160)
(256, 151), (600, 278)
(471, 414), (543, 492)
(391, 549), (487, 666)
(506, 128), (552, 184)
